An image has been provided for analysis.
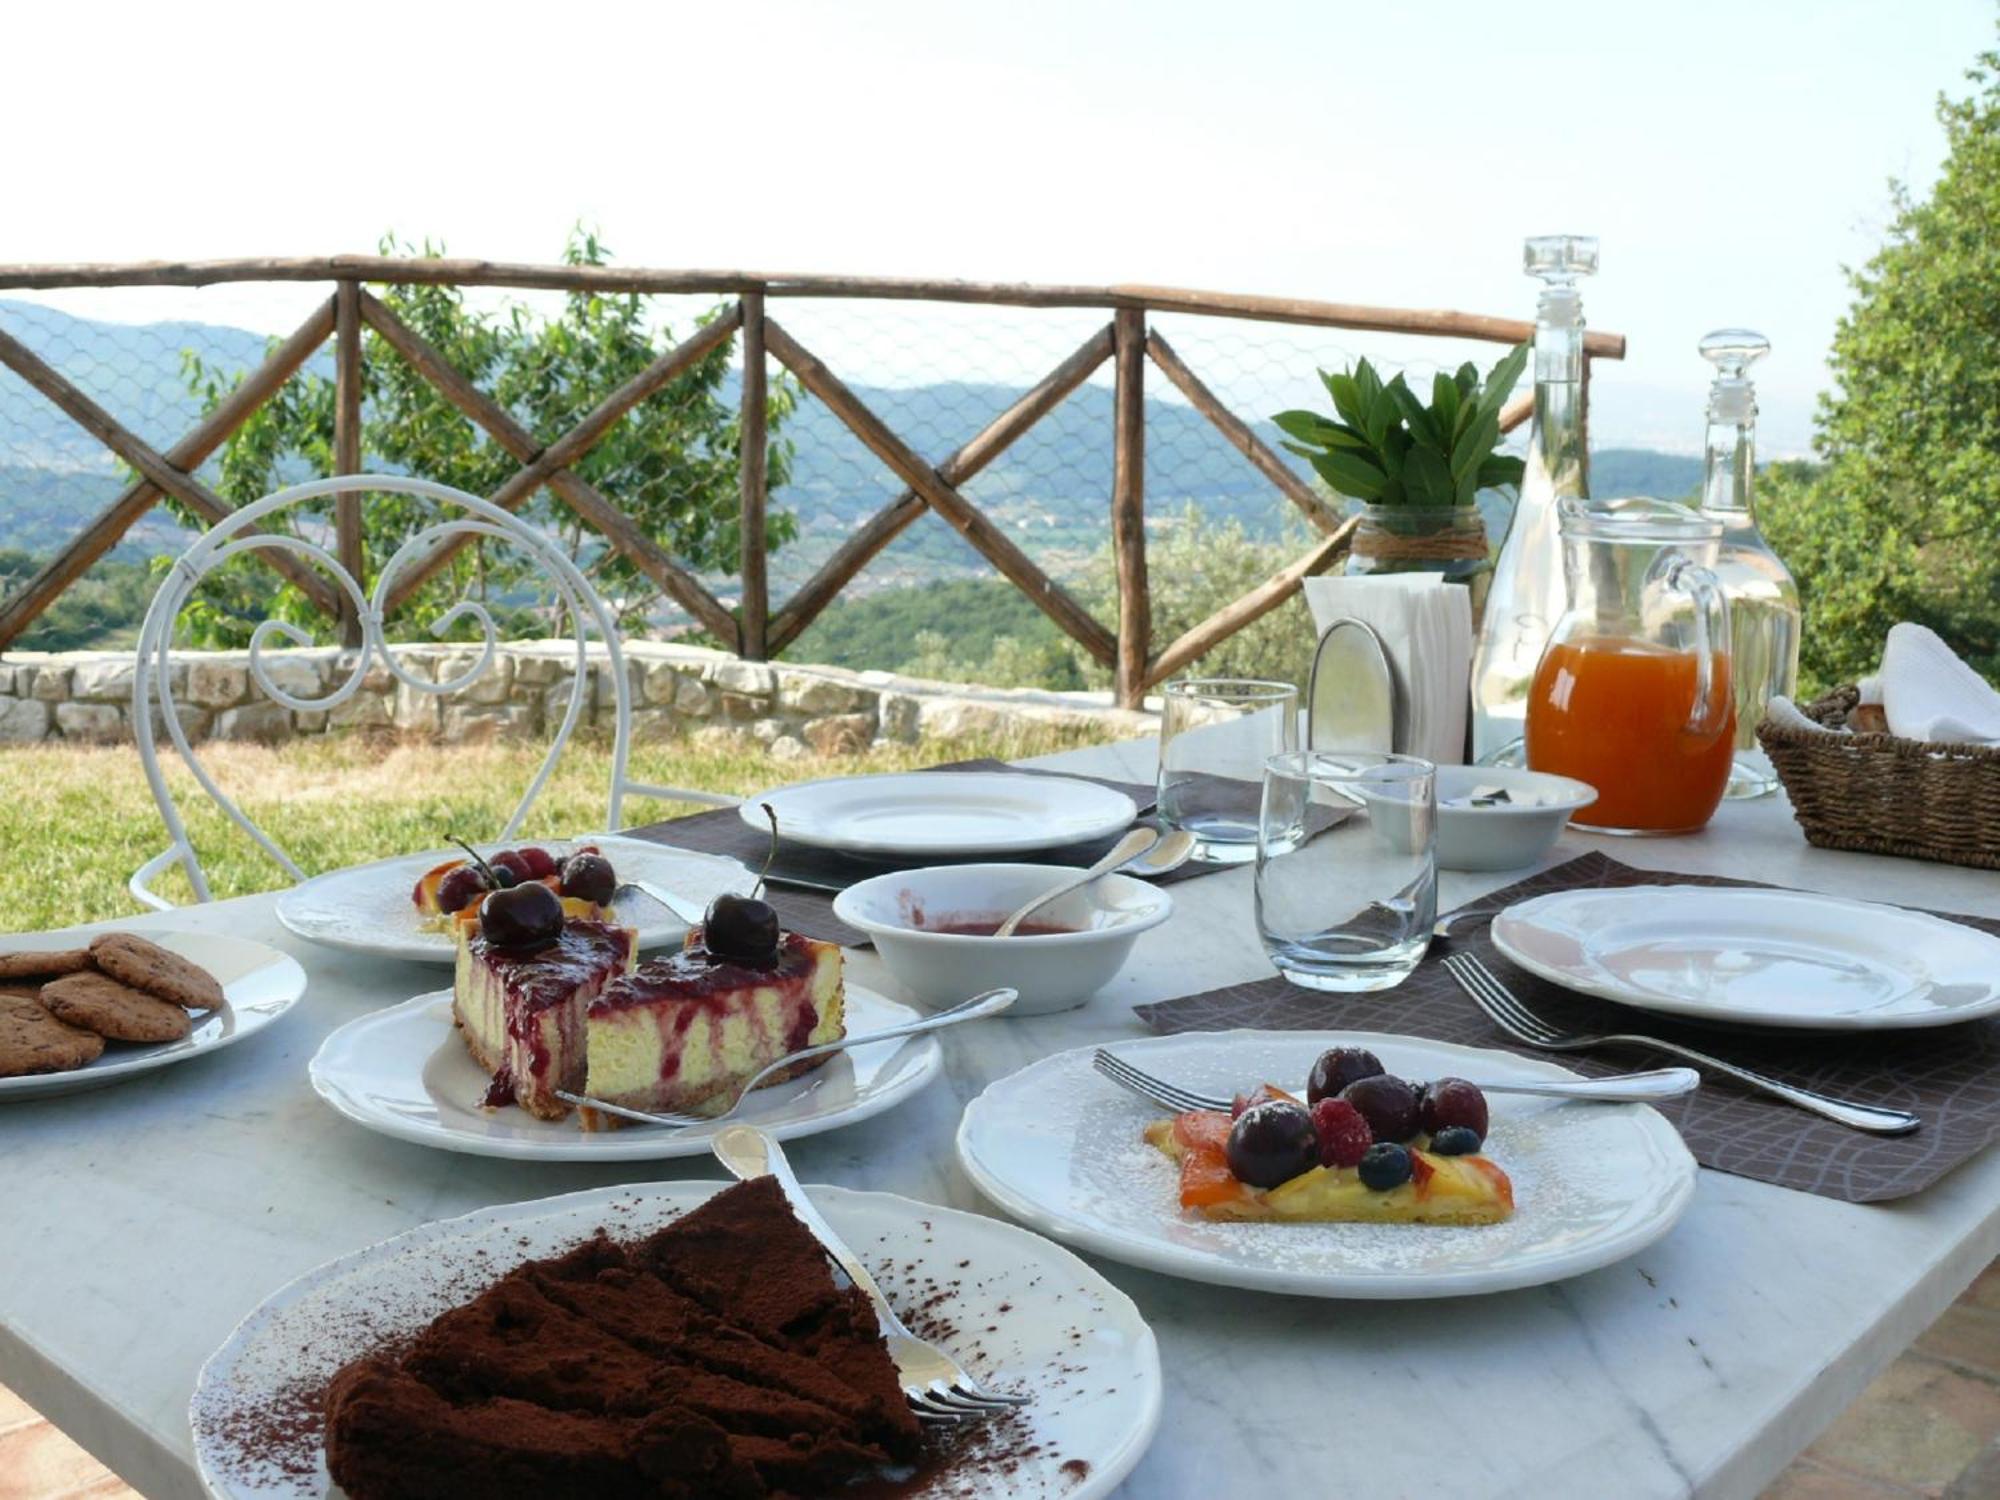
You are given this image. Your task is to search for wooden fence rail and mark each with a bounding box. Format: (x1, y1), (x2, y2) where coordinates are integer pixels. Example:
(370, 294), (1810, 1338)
(0, 260), (1625, 707)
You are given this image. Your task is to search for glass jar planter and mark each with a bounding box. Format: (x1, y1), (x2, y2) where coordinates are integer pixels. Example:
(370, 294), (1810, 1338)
(1344, 504), (1492, 619)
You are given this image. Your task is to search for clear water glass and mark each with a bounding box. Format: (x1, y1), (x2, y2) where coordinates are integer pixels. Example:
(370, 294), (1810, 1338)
(1157, 678), (1299, 864)
(1256, 751), (1437, 992)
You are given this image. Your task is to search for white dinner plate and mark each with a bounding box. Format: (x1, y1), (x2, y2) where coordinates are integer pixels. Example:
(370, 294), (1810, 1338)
(744, 772), (1138, 857)
(1492, 885), (2000, 1031)
(309, 982), (942, 1160)
(0, 930), (305, 1101)
(957, 1030), (1696, 1299)
(190, 1181), (1160, 1500)
(274, 834), (755, 965)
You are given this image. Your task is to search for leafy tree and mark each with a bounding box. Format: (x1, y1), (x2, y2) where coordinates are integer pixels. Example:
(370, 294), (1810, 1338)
(1759, 40), (2000, 691)
(1, 550), (154, 651)
(164, 230), (796, 646)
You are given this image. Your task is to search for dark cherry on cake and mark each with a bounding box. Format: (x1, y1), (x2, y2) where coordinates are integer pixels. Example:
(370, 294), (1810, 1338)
(322, 1177), (924, 1499)
(447, 802), (849, 1131)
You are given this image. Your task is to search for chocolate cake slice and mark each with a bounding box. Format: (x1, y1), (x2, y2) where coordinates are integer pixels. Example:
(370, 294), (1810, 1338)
(639, 1178), (921, 1461)
(323, 1179), (922, 1498)
(324, 1358), (756, 1500)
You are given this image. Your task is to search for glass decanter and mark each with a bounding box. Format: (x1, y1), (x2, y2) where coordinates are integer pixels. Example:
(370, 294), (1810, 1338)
(1696, 329), (1800, 799)
(1470, 234), (1598, 765)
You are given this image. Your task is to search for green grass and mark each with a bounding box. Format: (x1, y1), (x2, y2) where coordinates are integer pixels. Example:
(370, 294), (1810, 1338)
(0, 724), (1120, 930)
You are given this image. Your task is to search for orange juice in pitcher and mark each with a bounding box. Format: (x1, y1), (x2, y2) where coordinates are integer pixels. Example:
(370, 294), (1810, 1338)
(1526, 499), (1735, 835)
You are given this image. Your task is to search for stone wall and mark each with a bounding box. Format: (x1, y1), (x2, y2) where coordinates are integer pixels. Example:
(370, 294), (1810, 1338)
(0, 641), (1157, 755)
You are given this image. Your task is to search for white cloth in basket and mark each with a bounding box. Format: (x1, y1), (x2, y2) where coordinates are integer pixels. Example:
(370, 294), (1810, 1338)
(1879, 624), (2000, 746)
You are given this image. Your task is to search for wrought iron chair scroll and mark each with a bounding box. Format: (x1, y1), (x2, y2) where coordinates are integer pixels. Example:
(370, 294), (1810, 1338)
(129, 474), (736, 910)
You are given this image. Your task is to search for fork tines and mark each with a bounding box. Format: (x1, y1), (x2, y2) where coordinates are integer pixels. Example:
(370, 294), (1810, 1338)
(905, 1377), (1029, 1421)
(1091, 1049), (1227, 1114)
(1442, 953), (1562, 1045)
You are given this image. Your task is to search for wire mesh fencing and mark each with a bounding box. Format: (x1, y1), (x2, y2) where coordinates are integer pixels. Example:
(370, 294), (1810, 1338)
(0, 275), (1550, 688)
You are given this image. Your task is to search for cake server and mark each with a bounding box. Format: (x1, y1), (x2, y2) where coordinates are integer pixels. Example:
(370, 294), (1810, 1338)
(554, 986), (1017, 1129)
(711, 1124), (1029, 1424)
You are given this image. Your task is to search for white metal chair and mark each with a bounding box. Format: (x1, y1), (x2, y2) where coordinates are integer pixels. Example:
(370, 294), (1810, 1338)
(129, 474), (736, 910)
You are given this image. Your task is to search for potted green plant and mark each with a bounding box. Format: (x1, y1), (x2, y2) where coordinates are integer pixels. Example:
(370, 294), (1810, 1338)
(1273, 346), (1528, 597)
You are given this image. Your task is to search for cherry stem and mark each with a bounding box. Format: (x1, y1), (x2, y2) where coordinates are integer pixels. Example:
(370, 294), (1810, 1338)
(449, 836), (501, 885)
(756, 802), (779, 899)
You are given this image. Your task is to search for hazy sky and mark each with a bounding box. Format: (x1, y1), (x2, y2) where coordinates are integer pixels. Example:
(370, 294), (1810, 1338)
(8, 0), (1993, 454)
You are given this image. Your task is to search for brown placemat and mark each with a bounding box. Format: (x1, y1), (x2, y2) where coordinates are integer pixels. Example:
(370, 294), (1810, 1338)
(1134, 851), (2000, 1203)
(623, 757), (1230, 947)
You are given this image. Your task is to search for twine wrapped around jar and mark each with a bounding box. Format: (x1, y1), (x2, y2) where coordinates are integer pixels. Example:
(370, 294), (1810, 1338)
(1343, 504), (1493, 626)
(1349, 505), (1490, 564)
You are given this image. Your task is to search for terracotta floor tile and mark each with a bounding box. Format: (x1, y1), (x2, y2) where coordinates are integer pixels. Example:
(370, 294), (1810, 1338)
(1804, 1354), (2000, 1497)
(1763, 1457), (1923, 1499)
(1917, 1306), (2000, 1384)
(0, 1421), (124, 1500)
(1962, 1261), (2000, 1317)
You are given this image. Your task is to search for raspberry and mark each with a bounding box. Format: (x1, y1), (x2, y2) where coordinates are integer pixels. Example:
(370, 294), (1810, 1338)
(1311, 1097), (1374, 1169)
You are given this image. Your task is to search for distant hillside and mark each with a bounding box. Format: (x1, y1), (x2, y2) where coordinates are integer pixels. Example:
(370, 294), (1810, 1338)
(1591, 448), (1703, 500)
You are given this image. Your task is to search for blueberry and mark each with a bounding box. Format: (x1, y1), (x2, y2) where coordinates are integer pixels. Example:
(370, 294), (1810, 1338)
(1357, 1142), (1413, 1191)
(1430, 1125), (1482, 1156)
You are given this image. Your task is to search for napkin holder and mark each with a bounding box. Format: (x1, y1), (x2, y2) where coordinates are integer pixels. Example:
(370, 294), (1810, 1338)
(1307, 616), (1403, 754)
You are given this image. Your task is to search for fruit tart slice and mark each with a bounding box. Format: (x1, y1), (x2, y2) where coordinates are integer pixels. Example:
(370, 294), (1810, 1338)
(1141, 1046), (1514, 1226)
(413, 841), (619, 934)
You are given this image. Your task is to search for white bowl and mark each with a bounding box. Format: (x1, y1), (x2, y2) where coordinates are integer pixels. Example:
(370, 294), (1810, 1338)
(1434, 765), (1596, 870)
(832, 863), (1174, 1015)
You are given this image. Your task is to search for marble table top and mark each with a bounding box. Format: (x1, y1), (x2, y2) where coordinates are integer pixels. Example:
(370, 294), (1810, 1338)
(3, 737), (1998, 1500)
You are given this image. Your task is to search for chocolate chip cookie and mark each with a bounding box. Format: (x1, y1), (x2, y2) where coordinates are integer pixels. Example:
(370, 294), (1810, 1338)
(40, 971), (193, 1043)
(89, 932), (225, 1013)
(0, 992), (105, 1076)
(0, 948), (91, 981)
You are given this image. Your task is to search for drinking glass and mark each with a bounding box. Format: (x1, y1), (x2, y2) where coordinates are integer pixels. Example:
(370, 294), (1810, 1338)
(1157, 678), (1299, 864)
(1256, 750), (1437, 992)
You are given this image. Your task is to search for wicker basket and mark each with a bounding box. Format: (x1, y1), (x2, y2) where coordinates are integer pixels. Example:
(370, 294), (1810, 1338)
(1757, 685), (2000, 869)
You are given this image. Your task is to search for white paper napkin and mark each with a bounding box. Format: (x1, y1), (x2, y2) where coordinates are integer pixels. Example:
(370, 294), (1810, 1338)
(1879, 623), (2000, 745)
(1766, 695), (1839, 735)
(1303, 573), (1471, 766)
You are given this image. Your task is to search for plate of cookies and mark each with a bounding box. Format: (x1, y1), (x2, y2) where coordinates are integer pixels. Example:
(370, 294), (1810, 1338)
(0, 929), (306, 1099)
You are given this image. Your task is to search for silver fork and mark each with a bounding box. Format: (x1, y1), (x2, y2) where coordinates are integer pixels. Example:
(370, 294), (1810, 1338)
(1442, 952), (1922, 1135)
(1092, 1047), (1698, 1111)
(711, 1125), (1028, 1425)
(556, 987), (1016, 1128)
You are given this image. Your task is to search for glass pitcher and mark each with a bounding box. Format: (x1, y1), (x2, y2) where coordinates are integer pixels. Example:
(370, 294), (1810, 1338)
(1525, 498), (1735, 835)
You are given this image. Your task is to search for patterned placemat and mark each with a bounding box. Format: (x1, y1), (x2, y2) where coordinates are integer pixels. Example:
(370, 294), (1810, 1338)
(622, 757), (1229, 947)
(1133, 851), (2000, 1203)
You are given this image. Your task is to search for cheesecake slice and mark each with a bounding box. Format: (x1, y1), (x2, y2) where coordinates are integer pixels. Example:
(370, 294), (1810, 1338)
(578, 929), (844, 1131)
(452, 919), (636, 1120)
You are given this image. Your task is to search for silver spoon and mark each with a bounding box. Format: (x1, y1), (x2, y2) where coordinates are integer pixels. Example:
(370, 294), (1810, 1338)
(993, 827), (1159, 938)
(1121, 827), (1198, 879)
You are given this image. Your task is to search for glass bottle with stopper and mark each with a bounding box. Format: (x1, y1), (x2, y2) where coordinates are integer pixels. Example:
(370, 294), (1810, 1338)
(1697, 328), (1800, 798)
(1470, 233), (1597, 766)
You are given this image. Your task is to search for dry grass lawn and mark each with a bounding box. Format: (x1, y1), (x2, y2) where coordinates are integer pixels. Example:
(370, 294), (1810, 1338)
(0, 724), (1117, 930)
